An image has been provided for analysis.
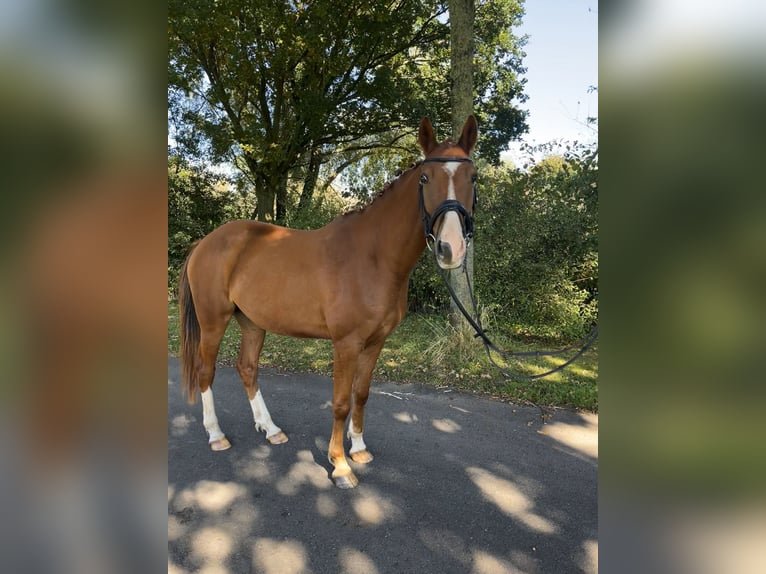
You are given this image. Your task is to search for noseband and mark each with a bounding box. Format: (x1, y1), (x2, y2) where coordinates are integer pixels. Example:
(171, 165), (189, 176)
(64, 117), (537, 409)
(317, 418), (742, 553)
(418, 157), (477, 249)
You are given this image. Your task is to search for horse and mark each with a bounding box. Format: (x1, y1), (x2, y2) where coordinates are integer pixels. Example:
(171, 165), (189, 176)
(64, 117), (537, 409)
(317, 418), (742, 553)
(178, 115), (478, 488)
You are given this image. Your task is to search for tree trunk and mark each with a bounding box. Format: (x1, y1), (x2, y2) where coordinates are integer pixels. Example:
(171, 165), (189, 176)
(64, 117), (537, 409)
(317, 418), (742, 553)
(275, 172), (288, 225)
(245, 155), (279, 222)
(449, 0), (475, 141)
(298, 146), (320, 214)
(448, 0), (476, 334)
(254, 180), (275, 222)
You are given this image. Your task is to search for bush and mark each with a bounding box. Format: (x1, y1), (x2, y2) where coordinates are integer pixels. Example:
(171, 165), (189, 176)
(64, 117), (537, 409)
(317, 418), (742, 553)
(167, 155), (252, 296)
(407, 145), (598, 341)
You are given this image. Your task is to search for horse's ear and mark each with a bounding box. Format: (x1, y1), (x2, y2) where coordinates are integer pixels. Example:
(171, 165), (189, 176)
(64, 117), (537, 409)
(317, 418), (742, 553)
(458, 115), (478, 154)
(418, 117), (437, 155)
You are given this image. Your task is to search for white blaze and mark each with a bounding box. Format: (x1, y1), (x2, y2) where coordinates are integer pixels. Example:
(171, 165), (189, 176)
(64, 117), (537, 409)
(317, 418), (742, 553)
(438, 163), (467, 264)
(443, 162), (459, 200)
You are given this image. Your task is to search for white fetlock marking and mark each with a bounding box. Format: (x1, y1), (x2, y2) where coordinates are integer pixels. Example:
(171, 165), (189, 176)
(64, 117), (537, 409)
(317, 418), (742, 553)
(201, 388), (225, 443)
(249, 390), (282, 438)
(347, 425), (367, 455)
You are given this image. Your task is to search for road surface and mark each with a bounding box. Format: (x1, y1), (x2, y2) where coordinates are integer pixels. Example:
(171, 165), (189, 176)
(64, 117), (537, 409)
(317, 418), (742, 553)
(168, 358), (597, 573)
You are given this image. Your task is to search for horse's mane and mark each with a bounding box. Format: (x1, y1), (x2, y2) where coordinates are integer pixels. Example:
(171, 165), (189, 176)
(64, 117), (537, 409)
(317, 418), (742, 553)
(341, 160), (423, 218)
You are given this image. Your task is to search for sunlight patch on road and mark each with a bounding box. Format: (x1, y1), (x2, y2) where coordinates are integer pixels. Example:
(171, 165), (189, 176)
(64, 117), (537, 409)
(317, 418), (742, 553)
(276, 449), (331, 495)
(339, 547), (380, 574)
(351, 486), (402, 525)
(466, 467), (557, 535)
(314, 436), (329, 451)
(432, 418), (462, 433)
(175, 480), (247, 513)
(249, 444), (273, 460)
(417, 527), (470, 567)
(315, 492), (338, 518)
(392, 411), (419, 423)
(578, 539), (598, 573)
(508, 549), (539, 573)
(252, 538), (310, 574)
(472, 549), (524, 574)
(191, 526), (234, 572)
(171, 414), (194, 437)
(538, 412), (598, 459)
(234, 448), (276, 484)
(168, 514), (184, 542)
(168, 558), (188, 574)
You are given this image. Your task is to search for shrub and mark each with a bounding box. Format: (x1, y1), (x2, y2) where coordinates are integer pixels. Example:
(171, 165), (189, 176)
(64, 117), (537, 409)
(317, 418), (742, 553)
(407, 145), (598, 341)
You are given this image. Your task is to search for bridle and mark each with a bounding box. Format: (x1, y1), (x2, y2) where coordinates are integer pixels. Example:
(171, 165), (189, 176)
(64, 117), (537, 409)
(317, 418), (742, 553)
(417, 157), (477, 249)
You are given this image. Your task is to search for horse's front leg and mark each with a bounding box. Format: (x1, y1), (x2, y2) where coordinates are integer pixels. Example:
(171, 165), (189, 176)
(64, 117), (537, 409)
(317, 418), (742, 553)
(328, 339), (362, 489)
(348, 340), (385, 464)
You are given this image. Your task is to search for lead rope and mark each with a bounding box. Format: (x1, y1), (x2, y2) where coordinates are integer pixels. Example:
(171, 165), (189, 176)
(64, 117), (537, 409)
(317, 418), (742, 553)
(436, 261), (598, 419)
(435, 256), (598, 414)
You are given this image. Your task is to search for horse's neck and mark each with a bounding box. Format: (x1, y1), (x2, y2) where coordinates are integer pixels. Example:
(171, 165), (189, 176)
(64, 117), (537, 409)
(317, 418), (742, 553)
(359, 170), (426, 277)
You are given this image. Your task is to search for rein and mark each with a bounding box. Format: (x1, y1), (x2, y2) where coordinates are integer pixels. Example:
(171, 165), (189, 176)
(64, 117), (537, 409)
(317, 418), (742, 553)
(421, 156), (598, 382)
(437, 262), (599, 381)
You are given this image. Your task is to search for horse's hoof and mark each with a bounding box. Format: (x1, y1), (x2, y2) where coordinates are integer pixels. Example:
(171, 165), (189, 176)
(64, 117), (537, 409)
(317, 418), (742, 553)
(266, 431), (289, 445)
(350, 450), (374, 464)
(210, 437), (231, 451)
(332, 472), (359, 489)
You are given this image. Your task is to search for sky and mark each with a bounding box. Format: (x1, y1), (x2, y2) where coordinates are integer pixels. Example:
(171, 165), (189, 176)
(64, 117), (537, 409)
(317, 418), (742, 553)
(502, 0), (598, 163)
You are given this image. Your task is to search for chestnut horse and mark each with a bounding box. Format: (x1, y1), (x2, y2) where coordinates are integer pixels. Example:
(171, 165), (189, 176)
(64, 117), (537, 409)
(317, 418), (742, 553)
(178, 116), (478, 488)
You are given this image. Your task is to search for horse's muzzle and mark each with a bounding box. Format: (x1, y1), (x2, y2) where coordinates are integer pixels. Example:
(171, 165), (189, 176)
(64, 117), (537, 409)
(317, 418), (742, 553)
(435, 233), (466, 270)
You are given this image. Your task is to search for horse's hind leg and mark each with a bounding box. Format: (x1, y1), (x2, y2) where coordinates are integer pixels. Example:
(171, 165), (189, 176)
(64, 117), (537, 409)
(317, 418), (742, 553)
(234, 313), (288, 445)
(197, 317), (232, 451)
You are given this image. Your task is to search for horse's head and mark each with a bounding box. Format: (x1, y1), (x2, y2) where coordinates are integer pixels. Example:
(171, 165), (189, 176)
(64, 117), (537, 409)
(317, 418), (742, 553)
(417, 115), (478, 269)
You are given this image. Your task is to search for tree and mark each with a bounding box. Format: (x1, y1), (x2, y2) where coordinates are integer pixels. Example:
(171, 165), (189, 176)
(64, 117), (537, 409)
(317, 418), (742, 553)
(449, 0), (476, 142)
(168, 0), (529, 224)
(169, 0), (448, 222)
(167, 154), (251, 290)
(447, 0), (477, 332)
(472, 0), (528, 161)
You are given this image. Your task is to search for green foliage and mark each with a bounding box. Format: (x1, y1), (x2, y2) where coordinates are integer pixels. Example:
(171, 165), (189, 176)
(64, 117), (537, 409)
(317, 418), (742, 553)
(168, 0), (451, 220)
(407, 143), (598, 340)
(340, 133), (421, 199)
(167, 155), (252, 294)
(168, 0), (528, 221)
(475, 144), (598, 339)
(408, 250), (450, 313)
(473, 0), (529, 161)
(283, 183), (351, 230)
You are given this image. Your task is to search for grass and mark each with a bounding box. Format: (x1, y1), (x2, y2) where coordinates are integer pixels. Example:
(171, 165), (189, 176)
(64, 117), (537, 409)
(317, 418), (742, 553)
(168, 301), (598, 412)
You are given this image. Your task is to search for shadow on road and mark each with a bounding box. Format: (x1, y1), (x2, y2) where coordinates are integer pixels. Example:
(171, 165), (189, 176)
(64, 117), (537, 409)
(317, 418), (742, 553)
(168, 358), (597, 573)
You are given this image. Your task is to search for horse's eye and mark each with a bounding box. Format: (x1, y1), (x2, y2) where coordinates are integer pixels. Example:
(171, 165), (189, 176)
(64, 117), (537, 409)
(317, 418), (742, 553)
(471, 173), (477, 183)
(420, 174), (429, 184)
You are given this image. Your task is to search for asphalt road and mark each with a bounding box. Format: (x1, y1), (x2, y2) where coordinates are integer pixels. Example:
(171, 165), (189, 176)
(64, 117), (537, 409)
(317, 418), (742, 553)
(168, 357), (597, 574)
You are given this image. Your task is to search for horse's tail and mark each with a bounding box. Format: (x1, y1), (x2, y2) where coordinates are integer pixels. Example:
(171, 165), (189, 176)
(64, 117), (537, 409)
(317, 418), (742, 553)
(178, 242), (201, 404)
